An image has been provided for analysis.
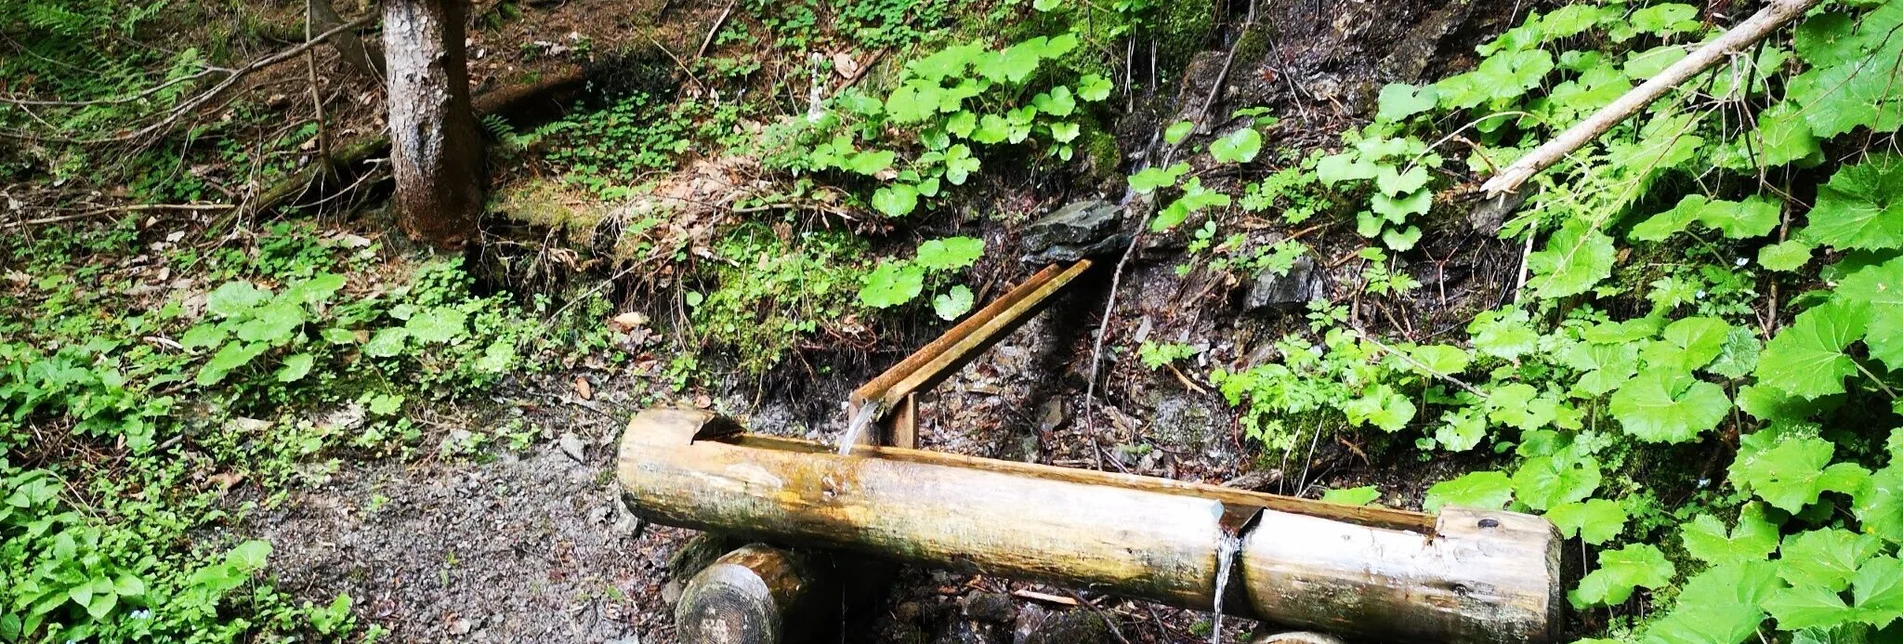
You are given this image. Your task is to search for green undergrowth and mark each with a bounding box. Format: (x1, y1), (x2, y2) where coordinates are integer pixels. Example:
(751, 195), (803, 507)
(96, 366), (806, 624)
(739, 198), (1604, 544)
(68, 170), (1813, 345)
(1149, 2), (1903, 642)
(0, 220), (620, 641)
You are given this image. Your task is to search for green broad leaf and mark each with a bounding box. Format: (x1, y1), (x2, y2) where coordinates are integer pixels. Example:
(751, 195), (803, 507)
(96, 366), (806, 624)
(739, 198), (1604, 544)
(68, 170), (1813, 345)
(1855, 464), (1903, 545)
(1407, 344), (1471, 376)
(1209, 127), (1262, 164)
(908, 42), (981, 82)
(1781, 529), (1885, 593)
(1760, 240), (1815, 271)
(1321, 486), (1381, 507)
(1786, 51), (1903, 138)
(1381, 225), (1423, 251)
(1735, 436), (1873, 513)
(1646, 561), (1780, 644)
(946, 111), (977, 138)
(1375, 83), (1438, 122)
(1048, 122), (1081, 144)
(1704, 196), (1782, 239)
(1642, 316), (1731, 373)
(1513, 453), (1601, 511)
(1076, 74), (1113, 102)
(1682, 505), (1782, 567)
(275, 353), (315, 383)
(1163, 121), (1195, 145)
(1486, 383), (1561, 431)
(235, 301), (307, 344)
(1150, 178), (1230, 232)
(1032, 0), (1061, 11)
(872, 184), (921, 217)
(1423, 471), (1513, 513)
(1563, 342), (1640, 398)
(196, 342), (268, 386)
(320, 327), (357, 345)
(1755, 300), (1871, 399)
(1718, 101), (1822, 169)
(1832, 257), (1903, 371)
(844, 149), (896, 176)
(931, 285), (975, 321)
(1469, 308), (1539, 360)
(916, 237), (985, 271)
(282, 273), (346, 305)
(365, 393), (404, 415)
(179, 324), (228, 350)
(1546, 498), (1627, 544)
(474, 341), (516, 373)
(943, 144), (981, 185)
(1852, 556), (1903, 627)
(1344, 383), (1416, 432)
(227, 539), (273, 571)
(1794, 11), (1859, 67)
(1629, 3), (1700, 36)
(1128, 162), (1190, 194)
(1031, 86), (1076, 117)
(1632, 195), (1706, 241)
(1706, 326), (1763, 380)
(1623, 44), (1689, 79)
(1527, 223), (1617, 299)
(1608, 371), (1728, 443)
(362, 327), (409, 358)
(885, 81), (943, 123)
(1375, 166), (1430, 197)
(1435, 407), (1488, 452)
(1582, 318), (1663, 344)
(1765, 584), (1855, 630)
(1316, 152), (1377, 184)
(1570, 544), (1675, 608)
(859, 262), (927, 309)
(1371, 189), (1431, 222)
(405, 307), (468, 344)
(1805, 154), (1903, 250)
(971, 114), (1011, 144)
(205, 281), (271, 318)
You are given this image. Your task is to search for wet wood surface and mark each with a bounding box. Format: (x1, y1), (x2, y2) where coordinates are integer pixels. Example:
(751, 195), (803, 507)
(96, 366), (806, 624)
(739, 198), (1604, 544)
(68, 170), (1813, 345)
(621, 409), (1561, 644)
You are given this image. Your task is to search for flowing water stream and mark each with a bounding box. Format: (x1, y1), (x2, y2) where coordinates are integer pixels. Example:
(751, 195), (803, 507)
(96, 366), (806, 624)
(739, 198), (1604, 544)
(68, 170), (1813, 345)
(836, 402), (883, 454)
(1210, 532), (1242, 644)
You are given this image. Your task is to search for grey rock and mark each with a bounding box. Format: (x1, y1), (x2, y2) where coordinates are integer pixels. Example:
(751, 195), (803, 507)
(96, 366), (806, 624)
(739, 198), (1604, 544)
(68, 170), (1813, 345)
(962, 592), (1018, 623)
(557, 432), (587, 463)
(1022, 611), (1114, 644)
(1243, 255), (1316, 312)
(1021, 201), (1126, 263)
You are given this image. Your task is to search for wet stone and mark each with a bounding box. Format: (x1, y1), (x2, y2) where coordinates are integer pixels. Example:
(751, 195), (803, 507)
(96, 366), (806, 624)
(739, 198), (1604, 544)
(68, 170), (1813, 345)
(1021, 200), (1126, 263)
(1243, 254), (1316, 312)
(1022, 611), (1113, 644)
(937, 619), (1009, 644)
(961, 592), (1018, 623)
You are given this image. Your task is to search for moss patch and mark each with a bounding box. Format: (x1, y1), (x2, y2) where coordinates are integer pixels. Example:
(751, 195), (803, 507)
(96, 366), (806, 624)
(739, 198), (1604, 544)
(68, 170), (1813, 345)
(1155, 0), (1215, 82)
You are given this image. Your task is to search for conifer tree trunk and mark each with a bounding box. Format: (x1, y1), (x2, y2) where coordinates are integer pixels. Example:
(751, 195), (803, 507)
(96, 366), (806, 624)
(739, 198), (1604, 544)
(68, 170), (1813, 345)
(382, 0), (482, 247)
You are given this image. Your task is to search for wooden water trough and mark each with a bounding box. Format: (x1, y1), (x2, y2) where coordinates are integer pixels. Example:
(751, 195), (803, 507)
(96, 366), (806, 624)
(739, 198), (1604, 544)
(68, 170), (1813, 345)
(618, 408), (1562, 644)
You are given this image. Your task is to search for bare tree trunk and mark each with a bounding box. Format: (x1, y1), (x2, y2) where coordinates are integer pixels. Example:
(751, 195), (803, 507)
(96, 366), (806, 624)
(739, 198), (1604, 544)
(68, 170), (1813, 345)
(308, 0), (384, 77)
(383, 0), (483, 247)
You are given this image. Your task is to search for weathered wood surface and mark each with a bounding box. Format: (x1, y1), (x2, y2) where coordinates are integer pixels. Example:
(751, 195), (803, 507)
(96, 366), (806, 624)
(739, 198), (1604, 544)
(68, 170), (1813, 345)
(676, 544), (837, 644)
(619, 409), (1562, 644)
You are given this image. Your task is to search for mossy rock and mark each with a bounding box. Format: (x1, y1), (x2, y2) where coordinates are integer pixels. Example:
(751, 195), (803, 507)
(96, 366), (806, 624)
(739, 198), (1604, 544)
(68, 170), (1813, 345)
(1154, 0), (1216, 81)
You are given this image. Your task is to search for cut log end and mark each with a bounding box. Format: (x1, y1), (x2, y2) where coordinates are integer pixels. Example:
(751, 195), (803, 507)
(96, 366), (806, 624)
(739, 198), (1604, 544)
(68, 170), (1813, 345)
(675, 544), (835, 644)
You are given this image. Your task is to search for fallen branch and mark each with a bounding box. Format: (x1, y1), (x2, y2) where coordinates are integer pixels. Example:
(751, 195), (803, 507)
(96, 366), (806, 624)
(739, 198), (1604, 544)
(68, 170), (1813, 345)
(2, 203), (234, 230)
(1480, 0), (1824, 195)
(81, 16), (375, 145)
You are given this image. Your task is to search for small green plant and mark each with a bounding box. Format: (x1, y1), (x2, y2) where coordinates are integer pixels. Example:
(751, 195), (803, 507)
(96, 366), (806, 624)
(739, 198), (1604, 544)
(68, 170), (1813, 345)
(1137, 342), (1198, 370)
(857, 236), (985, 319)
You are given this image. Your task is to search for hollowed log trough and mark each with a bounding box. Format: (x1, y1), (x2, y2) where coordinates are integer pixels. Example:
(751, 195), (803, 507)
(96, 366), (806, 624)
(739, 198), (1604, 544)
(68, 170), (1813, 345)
(619, 409), (1562, 644)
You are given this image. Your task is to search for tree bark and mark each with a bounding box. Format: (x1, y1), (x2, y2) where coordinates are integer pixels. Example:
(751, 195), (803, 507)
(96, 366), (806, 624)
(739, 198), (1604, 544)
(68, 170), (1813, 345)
(308, 0), (384, 77)
(675, 544), (840, 644)
(383, 0), (483, 247)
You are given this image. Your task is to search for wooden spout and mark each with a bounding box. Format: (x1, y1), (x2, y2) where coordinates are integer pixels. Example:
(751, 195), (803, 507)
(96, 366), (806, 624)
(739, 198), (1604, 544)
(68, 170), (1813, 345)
(619, 409), (1561, 644)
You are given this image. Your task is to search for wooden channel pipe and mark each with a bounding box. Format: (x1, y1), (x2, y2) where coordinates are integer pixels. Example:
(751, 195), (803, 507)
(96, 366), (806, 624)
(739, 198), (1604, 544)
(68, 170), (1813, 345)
(620, 409), (1562, 643)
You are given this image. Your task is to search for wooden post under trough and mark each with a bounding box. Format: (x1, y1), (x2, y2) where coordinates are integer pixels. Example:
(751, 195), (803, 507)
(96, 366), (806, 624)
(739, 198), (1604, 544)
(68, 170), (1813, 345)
(676, 544), (838, 644)
(620, 409), (1562, 644)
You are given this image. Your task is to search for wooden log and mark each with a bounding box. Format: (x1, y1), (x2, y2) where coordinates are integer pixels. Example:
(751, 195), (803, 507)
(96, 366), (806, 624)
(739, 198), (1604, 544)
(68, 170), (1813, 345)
(619, 410), (1562, 644)
(676, 544), (838, 644)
